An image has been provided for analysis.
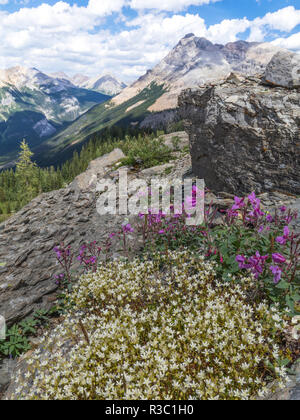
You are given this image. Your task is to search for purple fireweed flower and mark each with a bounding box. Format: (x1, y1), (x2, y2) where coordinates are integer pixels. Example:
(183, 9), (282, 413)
(272, 253), (286, 264)
(122, 223), (134, 233)
(266, 214), (273, 223)
(159, 230), (165, 235)
(232, 196), (245, 211)
(247, 192), (264, 218)
(248, 252), (269, 278)
(285, 215), (293, 224)
(258, 225), (264, 233)
(270, 265), (282, 284)
(236, 255), (249, 270)
(227, 209), (238, 218)
(249, 206), (265, 218)
(280, 206), (287, 213)
(248, 192), (260, 207)
(237, 252), (268, 278)
(276, 226), (290, 245)
(54, 247), (62, 259)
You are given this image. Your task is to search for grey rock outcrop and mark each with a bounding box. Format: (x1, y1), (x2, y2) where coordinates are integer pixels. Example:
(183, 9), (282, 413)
(71, 148), (125, 191)
(0, 359), (17, 396)
(179, 74), (300, 195)
(264, 51), (300, 89)
(0, 149), (133, 327)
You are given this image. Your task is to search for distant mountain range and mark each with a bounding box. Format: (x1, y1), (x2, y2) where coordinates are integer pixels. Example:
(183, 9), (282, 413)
(50, 73), (127, 96)
(0, 66), (113, 167)
(0, 36), (290, 168)
(34, 35), (287, 166)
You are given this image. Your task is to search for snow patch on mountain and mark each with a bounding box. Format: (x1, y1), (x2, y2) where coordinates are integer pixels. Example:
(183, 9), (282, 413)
(0, 92), (15, 108)
(59, 96), (81, 119)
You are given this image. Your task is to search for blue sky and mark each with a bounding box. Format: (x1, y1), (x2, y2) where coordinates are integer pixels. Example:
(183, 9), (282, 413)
(0, 0), (299, 82)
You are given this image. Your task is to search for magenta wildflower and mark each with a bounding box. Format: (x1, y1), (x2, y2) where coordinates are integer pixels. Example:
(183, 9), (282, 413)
(236, 255), (249, 269)
(237, 252), (268, 278)
(248, 252), (269, 278)
(272, 253), (286, 264)
(270, 265), (282, 284)
(248, 192), (260, 207)
(54, 246), (62, 259)
(276, 226), (290, 245)
(227, 208), (238, 219)
(249, 206), (264, 218)
(266, 214), (273, 223)
(232, 196), (245, 211)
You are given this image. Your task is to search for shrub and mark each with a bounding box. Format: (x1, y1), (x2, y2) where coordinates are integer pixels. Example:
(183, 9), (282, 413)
(11, 251), (290, 400)
(121, 135), (173, 169)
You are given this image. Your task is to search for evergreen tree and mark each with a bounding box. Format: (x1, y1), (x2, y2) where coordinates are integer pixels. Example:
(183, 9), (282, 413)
(15, 140), (39, 205)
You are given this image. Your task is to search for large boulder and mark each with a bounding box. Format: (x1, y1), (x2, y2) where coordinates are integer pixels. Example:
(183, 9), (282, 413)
(264, 51), (300, 89)
(0, 149), (136, 327)
(179, 74), (300, 195)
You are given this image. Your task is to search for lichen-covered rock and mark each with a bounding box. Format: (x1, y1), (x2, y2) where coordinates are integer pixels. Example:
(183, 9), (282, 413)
(0, 359), (17, 396)
(0, 149), (138, 327)
(259, 359), (300, 400)
(179, 74), (300, 195)
(264, 51), (300, 89)
(71, 148), (125, 191)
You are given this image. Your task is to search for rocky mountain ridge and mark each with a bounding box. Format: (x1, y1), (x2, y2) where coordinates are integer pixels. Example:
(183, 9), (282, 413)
(113, 35), (284, 111)
(50, 72), (127, 96)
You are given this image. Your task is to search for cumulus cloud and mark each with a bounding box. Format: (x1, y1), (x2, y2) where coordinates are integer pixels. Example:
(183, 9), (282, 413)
(129, 0), (221, 12)
(0, 2), (299, 82)
(248, 6), (300, 41)
(271, 32), (300, 54)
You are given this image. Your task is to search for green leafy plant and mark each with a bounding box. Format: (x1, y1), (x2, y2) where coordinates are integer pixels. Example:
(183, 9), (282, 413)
(121, 135), (173, 169)
(0, 325), (31, 358)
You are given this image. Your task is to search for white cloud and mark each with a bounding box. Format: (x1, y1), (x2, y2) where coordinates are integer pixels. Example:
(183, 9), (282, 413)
(207, 18), (250, 43)
(248, 6), (300, 42)
(87, 0), (128, 16)
(0, 2), (299, 83)
(271, 32), (300, 54)
(129, 0), (221, 12)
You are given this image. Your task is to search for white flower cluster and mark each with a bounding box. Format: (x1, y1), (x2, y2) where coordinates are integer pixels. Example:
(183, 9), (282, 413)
(11, 251), (289, 400)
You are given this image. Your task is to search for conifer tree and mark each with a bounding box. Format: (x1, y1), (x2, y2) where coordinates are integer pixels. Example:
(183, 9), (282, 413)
(15, 140), (39, 204)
